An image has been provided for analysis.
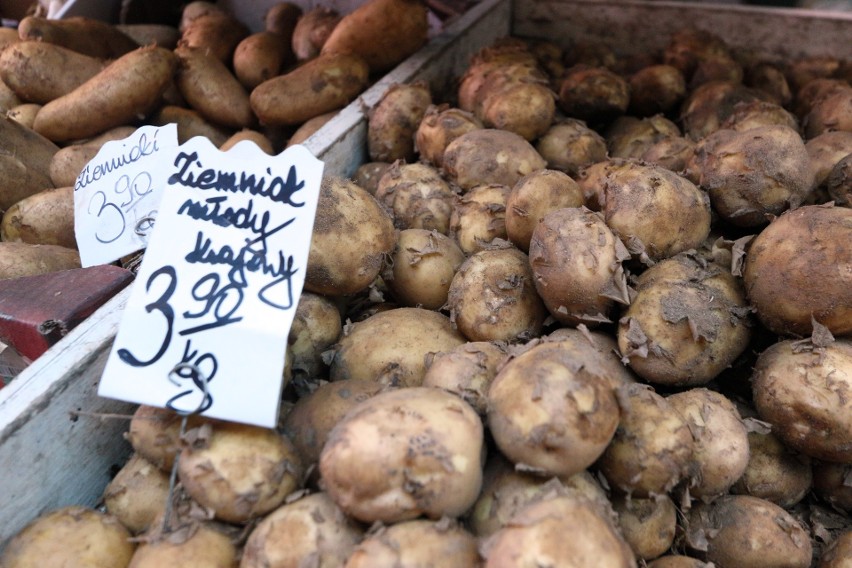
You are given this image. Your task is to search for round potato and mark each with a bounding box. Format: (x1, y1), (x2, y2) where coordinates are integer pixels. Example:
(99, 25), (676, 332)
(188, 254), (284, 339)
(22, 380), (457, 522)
(534, 118), (608, 176)
(487, 339), (621, 477)
(743, 205), (852, 336)
(103, 453), (170, 535)
(375, 162), (455, 234)
(128, 520), (237, 567)
(345, 519), (479, 568)
(448, 245), (547, 342)
(505, 169), (585, 252)
(329, 307), (465, 387)
(422, 340), (508, 414)
(287, 291), (341, 379)
(443, 128), (546, 191)
(415, 105), (482, 167)
(752, 338), (852, 463)
(611, 493), (677, 561)
(449, 183), (510, 254)
(812, 461), (852, 513)
(368, 82), (432, 163)
(319, 387), (484, 523)
(305, 176), (396, 297)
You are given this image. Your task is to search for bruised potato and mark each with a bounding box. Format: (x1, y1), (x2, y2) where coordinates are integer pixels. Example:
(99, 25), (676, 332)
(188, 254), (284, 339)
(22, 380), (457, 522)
(319, 387), (484, 523)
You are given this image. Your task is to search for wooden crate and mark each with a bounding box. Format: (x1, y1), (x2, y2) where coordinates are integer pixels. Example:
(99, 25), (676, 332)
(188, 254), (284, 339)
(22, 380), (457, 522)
(1, 0), (850, 551)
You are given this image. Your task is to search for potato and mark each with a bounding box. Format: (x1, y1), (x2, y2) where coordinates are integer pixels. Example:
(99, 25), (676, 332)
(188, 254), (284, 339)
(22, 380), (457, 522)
(639, 135), (695, 173)
(746, 62), (792, 107)
(287, 291), (341, 379)
(480, 79), (556, 141)
(241, 492), (362, 568)
(321, 0), (428, 73)
(691, 54), (743, 88)
(251, 53), (369, 127)
(0, 41), (106, 105)
(694, 125), (814, 227)
(611, 493), (677, 561)
(175, 46), (253, 130)
(559, 65), (630, 124)
(149, 105), (231, 147)
(178, 420), (303, 524)
(505, 169), (585, 252)
(534, 118), (607, 176)
(180, 10), (249, 64)
(125, 404), (207, 472)
(179, 1), (224, 30)
(353, 161), (391, 195)
(7, 104), (41, 129)
(0, 78), (21, 113)
(796, 78), (848, 120)
(102, 453), (169, 535)
(1, 186), (74, 248)
(345, 518), (479, 568)
(369, 82), (432, 163)
(0, 506), (135, 568)
(291, 7), (341, 62)
(597, 383), (693, 497)
(329, 307), (465, 387)
(375, 162), (455, 234)
(606, 115), (680, 160)
(684, 495), (812, 568)
(128, 521), (237, 567)
(305, 176), (396, 296)
(681, 80), (764, 141)
(599, 161), (711, 262)
(827, 153), (852, 206)
(0, 242), (79, 280)
(282, 379), (386, 468)
(233, 31), (293, 91)
(443, 128), (546, 191)
(662, 28), (730, 80)
(33, 46), (178, 143)
(487, 339), (620, 477)
(219, 129), (275, 154)
(470, 453), (611, 538)
(415, 105), (482, 167)
(743, 205), (852, 336)
(720, 100), (799, 133)
(264, 2), (302, 38)
(819, 531), (852, 568)
(529, 207), (631, 326)
(617, 254), (752, 387)
(628, 64), (686, 116)
(812, 461), (852, 513)
(448, 245), (547, 342)
(384, 228), (465, 310)
(752, 338), (852, 463)
(544, 325), (638, 387)
(731, 427), (812, 508)
(319, 387), (484, 523)
(449, 183), (510, 254)
(481, 493), (636, 568)
(804, 85), (852, 139)
(668, 389), (749, 500)
(17, 16), (138, 59)
(286, 110), (337, 147)
(422, 340), (507, 414)
(647, 556), (714, 568)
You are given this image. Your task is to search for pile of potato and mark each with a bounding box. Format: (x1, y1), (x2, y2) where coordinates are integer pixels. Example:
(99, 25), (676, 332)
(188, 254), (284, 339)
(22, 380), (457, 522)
(3, 6), (852, 568)
(0, 0), (430, 273)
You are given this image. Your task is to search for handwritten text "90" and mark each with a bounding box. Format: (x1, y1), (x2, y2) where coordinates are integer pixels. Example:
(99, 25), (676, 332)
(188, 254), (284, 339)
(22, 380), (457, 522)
(87, 171), (156, 243)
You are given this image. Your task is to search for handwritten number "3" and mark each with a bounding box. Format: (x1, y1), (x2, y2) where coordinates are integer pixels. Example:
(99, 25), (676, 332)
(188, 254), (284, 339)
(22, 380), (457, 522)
(88, 191), (125, 244)
(117, 265), (177, 367)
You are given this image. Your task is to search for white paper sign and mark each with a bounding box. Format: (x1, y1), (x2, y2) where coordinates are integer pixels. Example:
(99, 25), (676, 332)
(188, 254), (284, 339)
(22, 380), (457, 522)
(74, 124), (179, 267)
(98, 139), (324, 428)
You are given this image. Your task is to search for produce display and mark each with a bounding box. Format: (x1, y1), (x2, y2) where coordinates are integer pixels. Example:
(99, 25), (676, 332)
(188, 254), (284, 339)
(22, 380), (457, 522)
(2, 1), (852, 567)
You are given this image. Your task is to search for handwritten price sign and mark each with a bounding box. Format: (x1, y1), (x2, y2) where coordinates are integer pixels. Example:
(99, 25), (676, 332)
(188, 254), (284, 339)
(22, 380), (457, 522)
(74, 124), (178, 267)
(98, 138), (323, 427)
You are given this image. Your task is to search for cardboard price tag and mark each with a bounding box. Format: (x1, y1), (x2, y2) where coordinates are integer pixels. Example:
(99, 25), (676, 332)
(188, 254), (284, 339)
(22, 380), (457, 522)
(74, 124), (179, 267)
(98, 138), (323, 428)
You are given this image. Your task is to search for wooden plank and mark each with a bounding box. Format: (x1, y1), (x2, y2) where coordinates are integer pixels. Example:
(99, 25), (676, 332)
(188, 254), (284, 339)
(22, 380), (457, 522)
(513, 0), (852, 60)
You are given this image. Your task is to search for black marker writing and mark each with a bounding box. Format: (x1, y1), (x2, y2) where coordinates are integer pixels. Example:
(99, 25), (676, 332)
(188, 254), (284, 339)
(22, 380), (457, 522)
(75, 131), (160, 191)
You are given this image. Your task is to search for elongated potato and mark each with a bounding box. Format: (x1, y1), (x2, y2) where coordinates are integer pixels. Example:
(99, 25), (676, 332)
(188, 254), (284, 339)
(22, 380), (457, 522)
(219, 129), (275, 154)
(251, 53), (369, 126)
(49, 126), (137, 187)
(17, 16), (138, 59)
(0, 42), (106, 105)
(0, 115), (59, 179)
(7, 104), (41, 129)
(33, 46), (178, 142)
(1, 186), (74, 248)
(0, 242), (80, 280)
(180, 10), (249, 64)
(149, 106), (231, 147)
(175, 46), (253, 129)
(321, 0), (428, 72)
(233, 31), (293, 90)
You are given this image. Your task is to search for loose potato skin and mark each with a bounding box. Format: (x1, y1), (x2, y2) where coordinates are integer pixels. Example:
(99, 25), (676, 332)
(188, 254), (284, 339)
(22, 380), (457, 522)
(128, 521), (237, 568)
(368, 82), (432, 163)
(744, 205), (852, 337)
(443, 128), (546, 191)
(102, 454), (169, 535)
(345, 519), (479, 568)
(385, 228), (465, 310)
(415, 105), (483, 167)
(319, 387), (484, 524)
